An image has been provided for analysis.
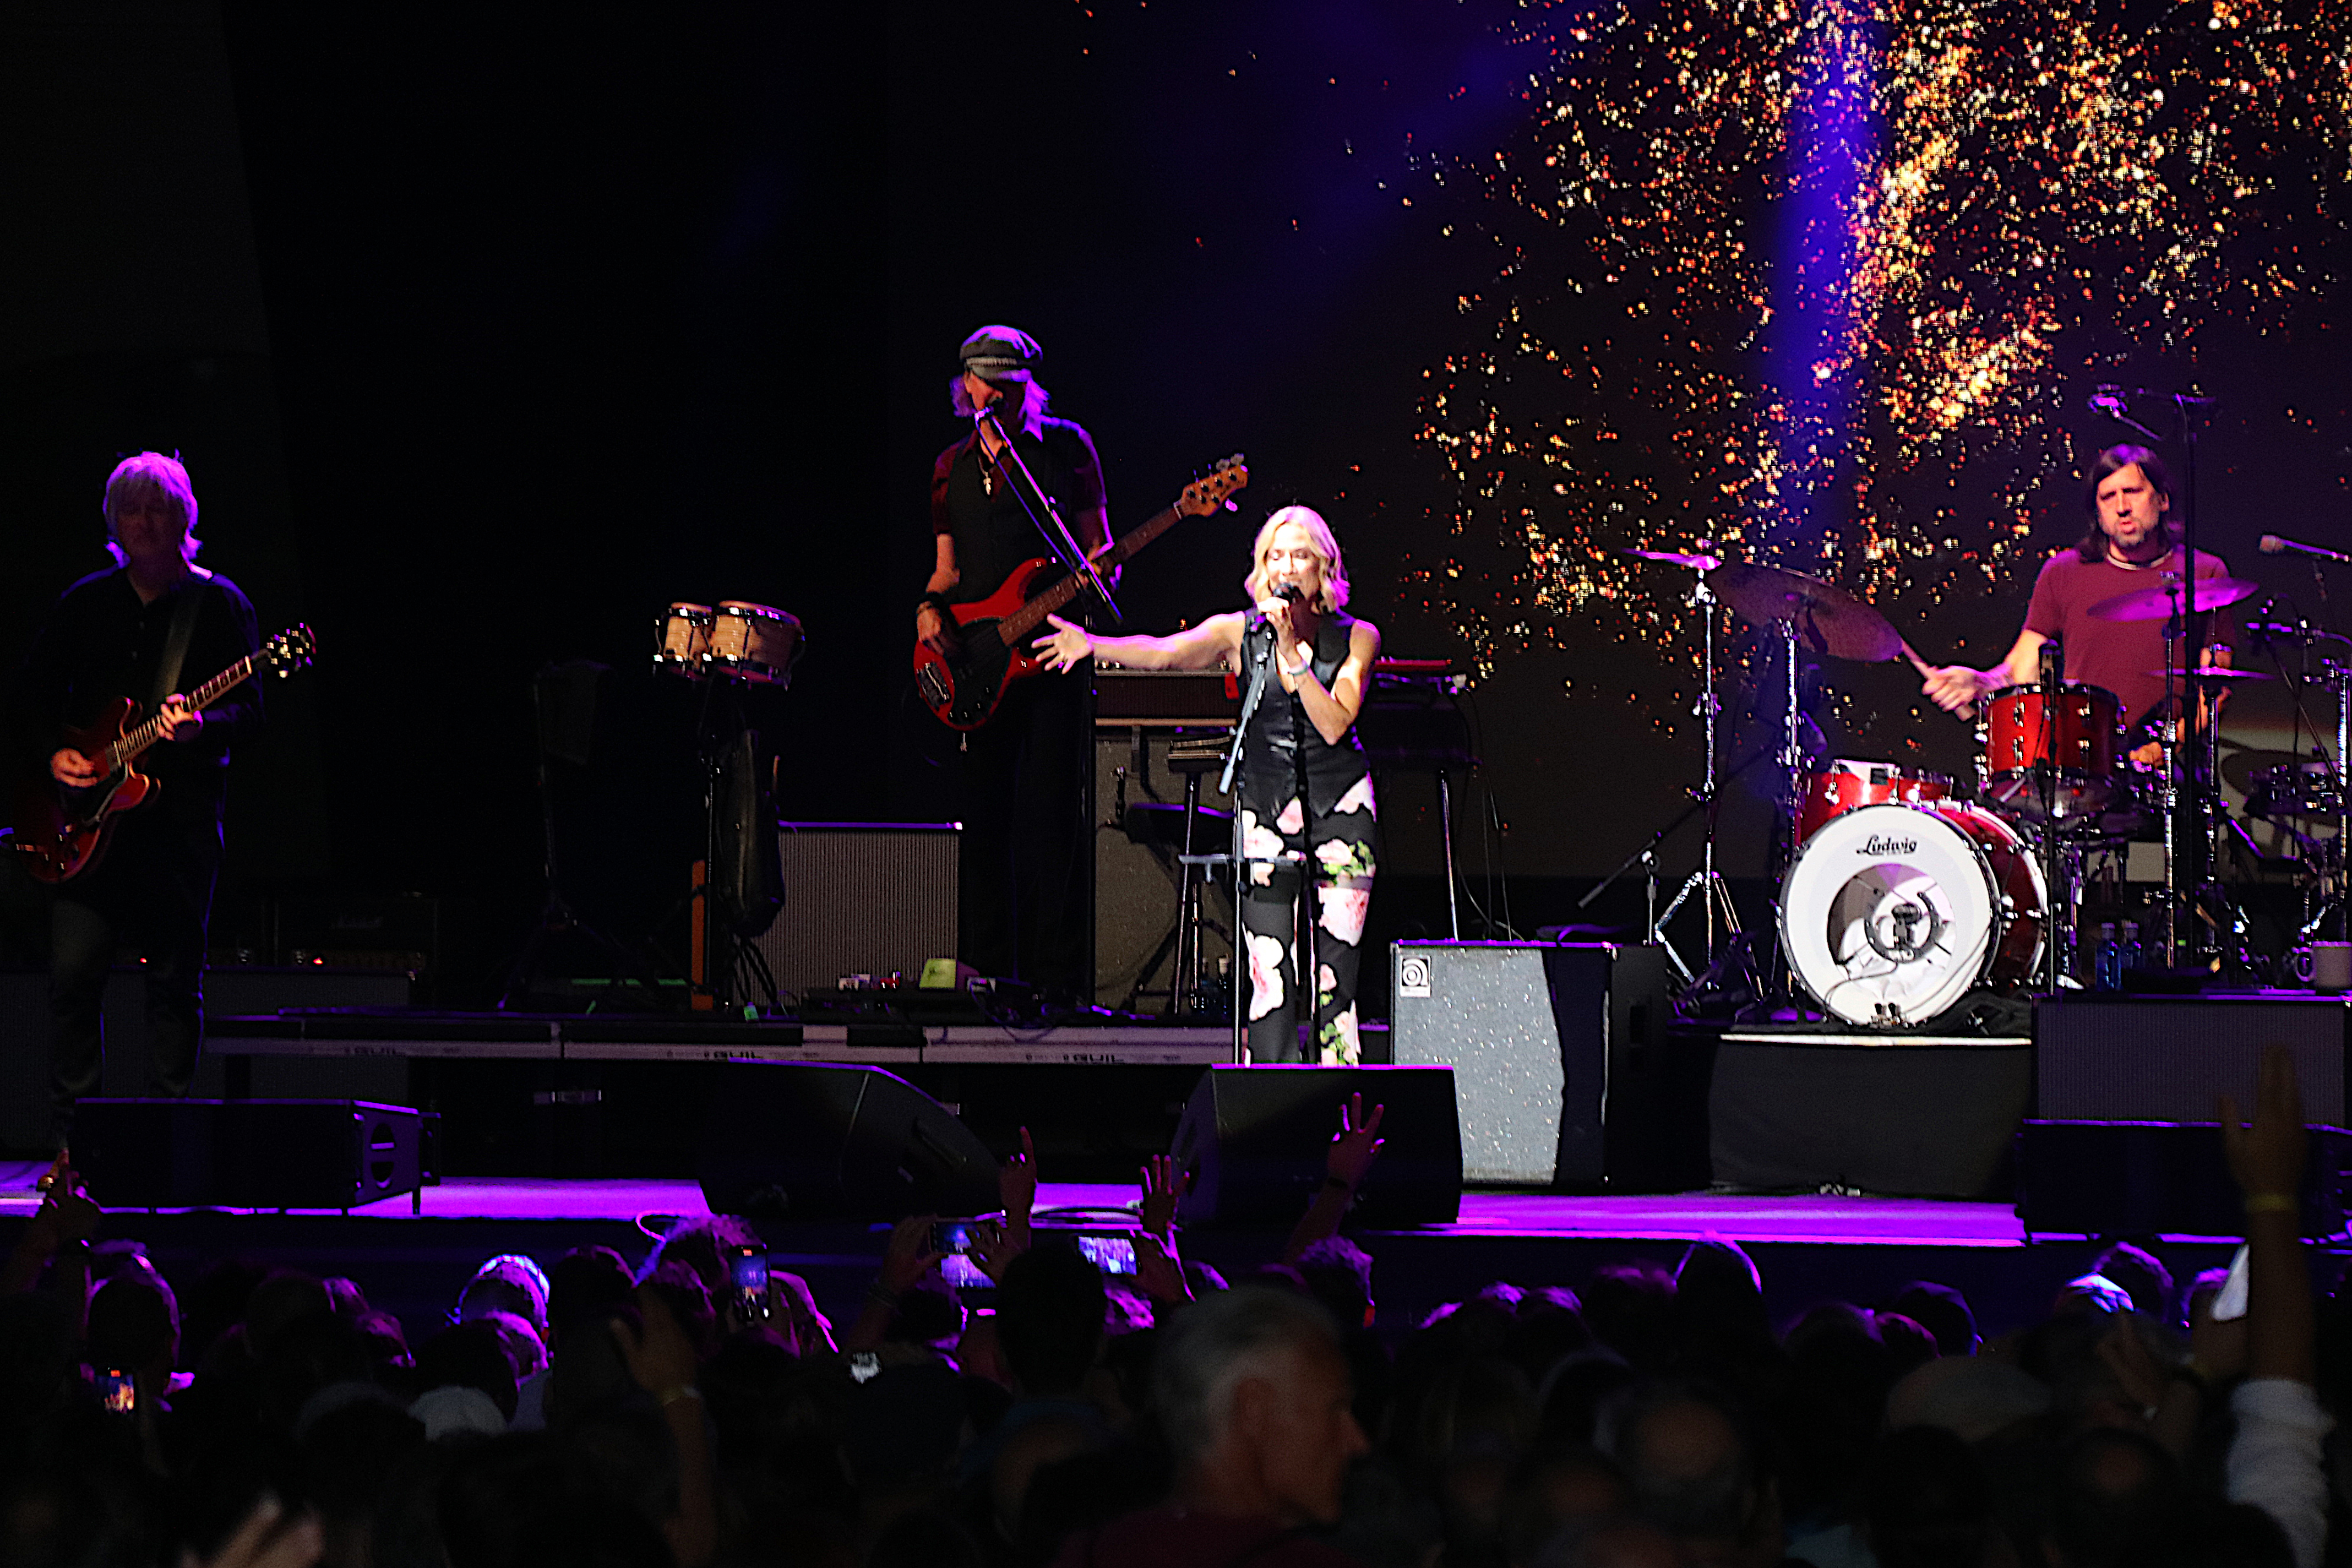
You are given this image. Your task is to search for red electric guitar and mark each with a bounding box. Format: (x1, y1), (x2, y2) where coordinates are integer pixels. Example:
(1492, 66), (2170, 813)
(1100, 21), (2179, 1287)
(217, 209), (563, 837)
(9, 624), (317, 884)
(913, 455), (1249, 730)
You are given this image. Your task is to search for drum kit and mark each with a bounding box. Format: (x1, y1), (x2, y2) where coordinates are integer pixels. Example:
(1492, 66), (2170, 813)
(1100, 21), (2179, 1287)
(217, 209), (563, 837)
(652, 598), (805, 1008)
(1619, 547), (2344, 1028)
(654, 601), (803, 687)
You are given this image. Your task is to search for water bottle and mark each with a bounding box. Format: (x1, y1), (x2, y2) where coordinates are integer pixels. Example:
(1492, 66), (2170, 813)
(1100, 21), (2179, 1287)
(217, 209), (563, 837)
(2092, 923), (2119, 990)
(2117, 921), (2142, 984)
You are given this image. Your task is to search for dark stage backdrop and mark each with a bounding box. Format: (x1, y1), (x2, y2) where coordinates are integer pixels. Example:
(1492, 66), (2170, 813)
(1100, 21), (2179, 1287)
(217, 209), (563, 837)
(4, 3), (2347, 997)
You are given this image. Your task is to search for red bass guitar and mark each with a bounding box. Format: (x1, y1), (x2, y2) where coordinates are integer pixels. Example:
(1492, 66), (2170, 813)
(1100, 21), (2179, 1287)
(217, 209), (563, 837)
(9, 624), (317, 884)
(913, 456), (1249, 730)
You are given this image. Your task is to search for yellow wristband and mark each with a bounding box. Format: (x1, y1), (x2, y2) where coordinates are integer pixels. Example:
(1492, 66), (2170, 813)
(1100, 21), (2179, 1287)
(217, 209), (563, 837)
(2245, 1193), (2299, 1215)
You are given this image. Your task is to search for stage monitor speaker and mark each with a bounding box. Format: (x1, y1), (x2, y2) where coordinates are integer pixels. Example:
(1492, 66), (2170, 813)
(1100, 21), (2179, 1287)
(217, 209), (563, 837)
(1171, 1065), (1462, 1227)
(2017, 1119), (2352, 1239)
(1390, 941), (1677, 1188)
(2034, 997), (2347, 1124)
(698, 1063), (1001, 1221)
(752, 824), (957, 994)
(73, 1099), (426, 1210)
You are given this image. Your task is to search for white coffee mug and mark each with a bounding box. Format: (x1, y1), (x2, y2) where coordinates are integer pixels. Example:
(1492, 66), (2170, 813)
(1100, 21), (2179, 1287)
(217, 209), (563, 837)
(2312, 941), (2352, 993)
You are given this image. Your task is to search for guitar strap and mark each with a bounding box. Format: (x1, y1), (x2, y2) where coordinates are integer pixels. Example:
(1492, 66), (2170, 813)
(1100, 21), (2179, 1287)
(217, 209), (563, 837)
(149, 577), (210, 711)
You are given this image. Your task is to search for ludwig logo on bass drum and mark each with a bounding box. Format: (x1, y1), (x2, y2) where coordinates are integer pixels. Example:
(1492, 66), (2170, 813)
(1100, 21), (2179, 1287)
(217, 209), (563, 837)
(1859, 835), (1918, 856)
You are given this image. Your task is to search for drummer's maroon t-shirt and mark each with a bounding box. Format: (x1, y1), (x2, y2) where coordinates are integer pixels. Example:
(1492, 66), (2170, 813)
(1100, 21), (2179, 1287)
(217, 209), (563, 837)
(2021, 545), (2234, 726)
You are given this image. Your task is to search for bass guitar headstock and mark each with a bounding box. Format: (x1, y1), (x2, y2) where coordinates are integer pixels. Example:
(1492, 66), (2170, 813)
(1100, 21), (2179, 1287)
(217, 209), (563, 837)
(1176, 454), (1250, 518)
(262, 624), (318, 676)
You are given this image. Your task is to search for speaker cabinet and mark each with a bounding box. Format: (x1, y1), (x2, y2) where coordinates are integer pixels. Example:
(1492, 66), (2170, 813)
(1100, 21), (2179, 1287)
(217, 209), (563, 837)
(1095, 728), (1234, 1008)
(1390, 941), (1677, 1188)
(1171, 1064), (1462, 1227)
(752, 823), (957, 993)
(73, 1098), (426, 1211)
(697, 1062), (1001, 1221)
(2034, 996), (2347, 1124)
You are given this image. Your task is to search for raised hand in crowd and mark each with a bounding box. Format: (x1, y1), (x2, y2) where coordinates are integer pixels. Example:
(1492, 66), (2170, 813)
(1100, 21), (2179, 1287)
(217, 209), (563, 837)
(2219, 1045), (2315, 1386)
(1001, 1124), (1039, 1250)
(1139, 1152), (1189, 1240)
(845, 1213), (946, 1353)
(1327, 1091), (1386, 1188)
(3, 1164), (100, 1296)
(1284, 1092), (1384, 1265)
(610, 1288), (718, 1566)
(181, 1494), (322, 1568)
(1134, 1232), (1193, 1308)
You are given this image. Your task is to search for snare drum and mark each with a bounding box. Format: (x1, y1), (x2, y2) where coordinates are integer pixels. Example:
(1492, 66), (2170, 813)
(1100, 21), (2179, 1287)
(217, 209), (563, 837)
(708, 601), (803, 686)
(1982, 682), (2121, 821)
(1798, 759), (1953, 844)
(653, 602), (714, 676)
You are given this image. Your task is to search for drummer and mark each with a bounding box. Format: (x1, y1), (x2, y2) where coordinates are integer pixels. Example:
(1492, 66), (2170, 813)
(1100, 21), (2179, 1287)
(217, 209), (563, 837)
(1923, 445), (2234, 755)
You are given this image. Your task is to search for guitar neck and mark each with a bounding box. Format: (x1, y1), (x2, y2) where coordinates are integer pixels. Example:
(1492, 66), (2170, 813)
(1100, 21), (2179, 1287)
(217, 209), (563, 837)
(105, 656), (257, 770)
(997, 502), (1184, 644)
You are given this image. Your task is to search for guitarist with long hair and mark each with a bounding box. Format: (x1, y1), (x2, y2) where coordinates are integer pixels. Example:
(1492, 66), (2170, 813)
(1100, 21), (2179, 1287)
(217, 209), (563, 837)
(914, 327), (1109, 1003)
(8, 453), (263, 1153)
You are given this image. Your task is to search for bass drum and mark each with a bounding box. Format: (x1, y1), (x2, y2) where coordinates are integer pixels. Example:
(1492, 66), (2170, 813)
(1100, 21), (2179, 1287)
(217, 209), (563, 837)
(1779, 801), (2046, 1028)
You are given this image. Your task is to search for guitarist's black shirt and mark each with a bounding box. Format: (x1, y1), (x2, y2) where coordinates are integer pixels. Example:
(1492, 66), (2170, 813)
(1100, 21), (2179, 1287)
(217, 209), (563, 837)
(11, 567), (264, 827)
(929, 418), (1108, 603)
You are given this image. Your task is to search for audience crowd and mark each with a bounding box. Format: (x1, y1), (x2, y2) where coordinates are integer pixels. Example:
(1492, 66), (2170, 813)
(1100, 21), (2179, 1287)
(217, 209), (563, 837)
(1, 1054), (2345, 1568)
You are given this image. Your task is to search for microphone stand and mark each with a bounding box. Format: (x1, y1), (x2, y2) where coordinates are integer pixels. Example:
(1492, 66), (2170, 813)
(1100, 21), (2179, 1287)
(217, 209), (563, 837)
(974, 406), (1121, 620)
(2094, 387), (2214, 962)
(1219, 612), (1283, 1061)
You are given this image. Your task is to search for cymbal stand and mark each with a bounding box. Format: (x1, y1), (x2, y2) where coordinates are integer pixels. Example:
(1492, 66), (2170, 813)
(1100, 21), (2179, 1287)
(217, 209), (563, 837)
(1696, 560), (1724, 962)
(1580, 556), (1739, 978)
(2157, 572), (2184, 964)
(2033, 641), (2068, 992)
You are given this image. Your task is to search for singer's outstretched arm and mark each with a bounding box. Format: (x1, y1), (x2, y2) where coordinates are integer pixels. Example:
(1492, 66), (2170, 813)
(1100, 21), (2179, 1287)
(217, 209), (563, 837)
(1032, 611), (1244, 673)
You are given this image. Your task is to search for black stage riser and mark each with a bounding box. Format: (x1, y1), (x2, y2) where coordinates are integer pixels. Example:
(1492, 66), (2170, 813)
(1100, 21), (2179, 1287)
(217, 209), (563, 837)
(2016, 1120), (2352, 1239)
(0, 969), (412, 1152)
(1709, 1041), (2032, 1199)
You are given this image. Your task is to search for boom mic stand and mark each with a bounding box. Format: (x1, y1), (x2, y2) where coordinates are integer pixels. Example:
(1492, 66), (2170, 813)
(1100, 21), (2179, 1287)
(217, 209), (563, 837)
(2092, 385), (2218, 962)
(974, 405), (1120, 620)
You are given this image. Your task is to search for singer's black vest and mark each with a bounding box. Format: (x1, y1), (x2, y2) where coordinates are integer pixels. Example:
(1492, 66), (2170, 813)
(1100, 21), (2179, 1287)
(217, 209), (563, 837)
(1240, 610), (1370, 811)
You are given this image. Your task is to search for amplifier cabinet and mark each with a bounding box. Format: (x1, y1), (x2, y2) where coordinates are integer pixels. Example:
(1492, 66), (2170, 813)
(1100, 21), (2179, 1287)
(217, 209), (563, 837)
(1390, 941), (1672, 1187)
(752, 824), (958, 996)
(1096, 728), (1234, 1009)
(2034, 995), (2347, 1125)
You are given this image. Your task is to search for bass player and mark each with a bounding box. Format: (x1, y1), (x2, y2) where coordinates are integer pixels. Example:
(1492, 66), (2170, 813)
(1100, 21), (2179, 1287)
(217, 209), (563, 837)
(7, 453), (262, 1153)
(914, 326), (1109, 1002)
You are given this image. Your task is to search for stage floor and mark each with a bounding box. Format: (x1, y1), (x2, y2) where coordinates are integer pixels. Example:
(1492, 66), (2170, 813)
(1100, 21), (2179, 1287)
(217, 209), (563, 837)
(0, 1165), (2029, 1247)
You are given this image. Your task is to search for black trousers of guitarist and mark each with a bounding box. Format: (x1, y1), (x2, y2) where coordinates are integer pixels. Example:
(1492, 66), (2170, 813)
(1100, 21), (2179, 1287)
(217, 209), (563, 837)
(957, 672), (1090, 999)
(11, 565), (261, 1146)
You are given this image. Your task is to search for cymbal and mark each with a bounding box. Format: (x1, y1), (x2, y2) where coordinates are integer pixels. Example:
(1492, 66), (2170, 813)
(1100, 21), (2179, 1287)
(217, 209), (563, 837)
(2143, 666), (2274, 682)
(1709, 563), (1902, 662)
(1624, 547), (1723, 571)
(2087, 576), (2259, 623)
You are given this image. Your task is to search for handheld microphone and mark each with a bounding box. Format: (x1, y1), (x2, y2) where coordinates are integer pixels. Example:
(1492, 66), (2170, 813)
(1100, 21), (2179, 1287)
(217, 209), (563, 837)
(2261, 535), (2352, 563)
(1277, 582), (1304, 605)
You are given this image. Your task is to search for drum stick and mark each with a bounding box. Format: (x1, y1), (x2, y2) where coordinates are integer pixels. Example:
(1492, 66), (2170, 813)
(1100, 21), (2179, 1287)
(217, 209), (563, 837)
(1898, 640), (1975, 722)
